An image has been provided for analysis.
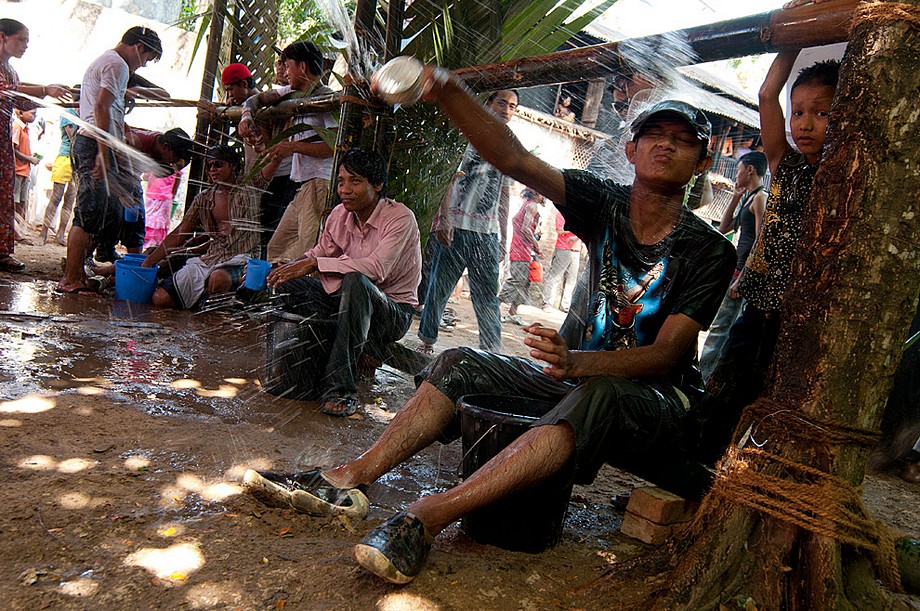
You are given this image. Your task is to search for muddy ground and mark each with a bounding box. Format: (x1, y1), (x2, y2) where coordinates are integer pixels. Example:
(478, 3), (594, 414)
(2, 236), (918, 610)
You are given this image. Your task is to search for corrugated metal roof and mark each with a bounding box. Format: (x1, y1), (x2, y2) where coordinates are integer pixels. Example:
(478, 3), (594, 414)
(674, 79), (760, 128)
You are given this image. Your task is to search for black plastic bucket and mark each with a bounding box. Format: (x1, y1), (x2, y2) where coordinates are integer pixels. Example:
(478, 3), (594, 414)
(262, 312), (336, 401)
(458, 394), (572, 552)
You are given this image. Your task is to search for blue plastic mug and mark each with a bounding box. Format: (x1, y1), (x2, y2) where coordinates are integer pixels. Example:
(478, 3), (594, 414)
(244, 258), (271, 290)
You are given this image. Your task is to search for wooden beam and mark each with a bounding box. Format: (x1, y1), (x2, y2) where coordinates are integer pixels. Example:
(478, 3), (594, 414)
(452, 0), (857, 92)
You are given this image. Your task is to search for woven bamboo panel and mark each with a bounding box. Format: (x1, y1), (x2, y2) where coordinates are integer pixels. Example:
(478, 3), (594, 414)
(228, 0), (281, 90)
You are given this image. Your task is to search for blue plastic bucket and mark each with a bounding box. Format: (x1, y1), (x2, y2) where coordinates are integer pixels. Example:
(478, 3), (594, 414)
(121, 253), (148, 265)
(244, 258), (271, 290)
(114, 260), (158, 303)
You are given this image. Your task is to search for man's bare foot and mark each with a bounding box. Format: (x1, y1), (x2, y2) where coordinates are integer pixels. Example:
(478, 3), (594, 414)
(55, 280), (94, 294)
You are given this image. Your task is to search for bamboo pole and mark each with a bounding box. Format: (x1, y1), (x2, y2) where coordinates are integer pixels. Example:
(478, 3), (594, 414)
(453, 0), (857, 92)
(189, 0), (227, 204)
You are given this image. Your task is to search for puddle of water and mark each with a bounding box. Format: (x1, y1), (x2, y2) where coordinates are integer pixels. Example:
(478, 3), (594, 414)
(0, 280), (272, 419)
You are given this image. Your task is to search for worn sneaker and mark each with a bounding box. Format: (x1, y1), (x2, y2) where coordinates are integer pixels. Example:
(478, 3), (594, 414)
(354, 512), (433, 584)
(242, 469), (369, 519)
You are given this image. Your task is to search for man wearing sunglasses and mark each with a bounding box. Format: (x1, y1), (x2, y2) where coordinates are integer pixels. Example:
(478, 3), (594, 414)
(142, 145), (279, 309)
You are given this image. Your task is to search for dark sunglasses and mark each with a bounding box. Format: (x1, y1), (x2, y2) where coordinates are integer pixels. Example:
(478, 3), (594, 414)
(206, 159), (228, 169)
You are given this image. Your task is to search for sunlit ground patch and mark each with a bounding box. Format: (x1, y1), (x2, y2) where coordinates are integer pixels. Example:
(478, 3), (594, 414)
(124, 456), (152, 470)
(19, 454), (56, 470)
(157, 523), (187, 538)
(161, 473), (244, 505)
(74, 377), (111, 385)
(57, 458), (96, 473)
(76, 386), (106, 396)
(170, 379), (201, 390)
(194, 384), (238, 399)
(223, 378), (247, 385)
(125, 542), (205, 582)
(1, 394), (55, 414)
(184, 581), (244, 609)
(226, 460), (273, 481)
(18, 455), (96, 473)
(198, 482), (242, 501)
(59, 576), (98, 598)
(58, 491), (92, 509)
(0, 418), (21, 427)
(377, 592), (442, 610)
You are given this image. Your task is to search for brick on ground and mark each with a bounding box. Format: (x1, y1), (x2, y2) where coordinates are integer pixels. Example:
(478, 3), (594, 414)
(620, 487), (700, 545)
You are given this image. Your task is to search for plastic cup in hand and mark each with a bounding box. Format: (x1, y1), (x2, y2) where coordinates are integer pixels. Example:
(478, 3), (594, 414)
(372, 56), (425, 106)
(244, 258), (271, 290)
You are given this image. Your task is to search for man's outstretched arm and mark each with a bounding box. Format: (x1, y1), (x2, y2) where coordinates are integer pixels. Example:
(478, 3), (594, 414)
(416, 68), (567, 207)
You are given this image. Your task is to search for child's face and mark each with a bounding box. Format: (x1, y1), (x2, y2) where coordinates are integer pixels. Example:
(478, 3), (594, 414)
(19, 109), (36, 123)
(790, 83), (835, 165)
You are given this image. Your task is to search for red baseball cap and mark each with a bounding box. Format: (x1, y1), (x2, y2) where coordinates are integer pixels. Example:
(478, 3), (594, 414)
(221, 63), (253, 85)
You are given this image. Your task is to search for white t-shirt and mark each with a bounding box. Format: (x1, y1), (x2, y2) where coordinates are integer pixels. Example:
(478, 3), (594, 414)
(79, 49), (130, 141)
(274, 84), (337, 183)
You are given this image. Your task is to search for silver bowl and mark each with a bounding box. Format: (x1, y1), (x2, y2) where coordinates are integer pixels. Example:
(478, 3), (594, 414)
(372, 56), (425, 106)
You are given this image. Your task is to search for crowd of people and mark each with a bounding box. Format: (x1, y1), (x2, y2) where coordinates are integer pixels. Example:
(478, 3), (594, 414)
(1, 8), (916, 591)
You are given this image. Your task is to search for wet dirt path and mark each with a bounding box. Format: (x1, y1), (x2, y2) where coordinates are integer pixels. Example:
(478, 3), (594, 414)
(1, 264), (917, 609)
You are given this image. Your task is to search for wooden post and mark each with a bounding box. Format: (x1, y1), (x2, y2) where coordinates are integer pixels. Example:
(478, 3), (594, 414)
(328, 0), (383, 212)
(188, 0), (227, 205)
(581, 78), (606, 129)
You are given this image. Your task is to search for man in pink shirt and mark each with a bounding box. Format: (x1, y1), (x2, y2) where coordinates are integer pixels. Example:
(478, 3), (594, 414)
(267, 148), (422, 417)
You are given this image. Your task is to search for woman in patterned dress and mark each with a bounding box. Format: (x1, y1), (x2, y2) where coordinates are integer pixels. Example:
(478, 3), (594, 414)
(0, 18), (70, 272)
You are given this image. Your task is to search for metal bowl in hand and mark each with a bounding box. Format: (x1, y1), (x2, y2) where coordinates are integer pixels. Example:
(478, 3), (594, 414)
(371, 56), (425, 106)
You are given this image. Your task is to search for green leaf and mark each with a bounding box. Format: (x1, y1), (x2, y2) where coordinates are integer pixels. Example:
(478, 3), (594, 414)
(187, 9), (211, 76)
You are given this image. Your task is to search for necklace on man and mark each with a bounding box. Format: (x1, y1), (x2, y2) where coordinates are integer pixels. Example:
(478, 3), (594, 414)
(619, 207), (681, 268)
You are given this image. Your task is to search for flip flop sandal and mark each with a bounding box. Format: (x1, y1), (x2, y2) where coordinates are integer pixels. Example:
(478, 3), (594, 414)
(416, 343), (435, 355)
(321, 397), (360, 417)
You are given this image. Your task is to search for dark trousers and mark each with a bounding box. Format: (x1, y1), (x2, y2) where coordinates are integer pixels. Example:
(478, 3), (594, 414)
(260, 176), (301, 256)
(698, 302), (782, 462)
(276, 272), (413, 399)
(419, 229), (502, 351)
(422, 347), (712, 499)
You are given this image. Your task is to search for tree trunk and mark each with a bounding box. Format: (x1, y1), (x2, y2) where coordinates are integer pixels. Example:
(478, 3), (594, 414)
(609, 3), (920, 608)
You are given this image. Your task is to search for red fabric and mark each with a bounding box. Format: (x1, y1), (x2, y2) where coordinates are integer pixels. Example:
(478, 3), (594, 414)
(508, 203), (540, 262)
(221, 63), (252, 85)
(13, 120), (30, 177)
(1, 63), (20, 256)
(528, 259), (543, 282)
(553, 211), (580, 251)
